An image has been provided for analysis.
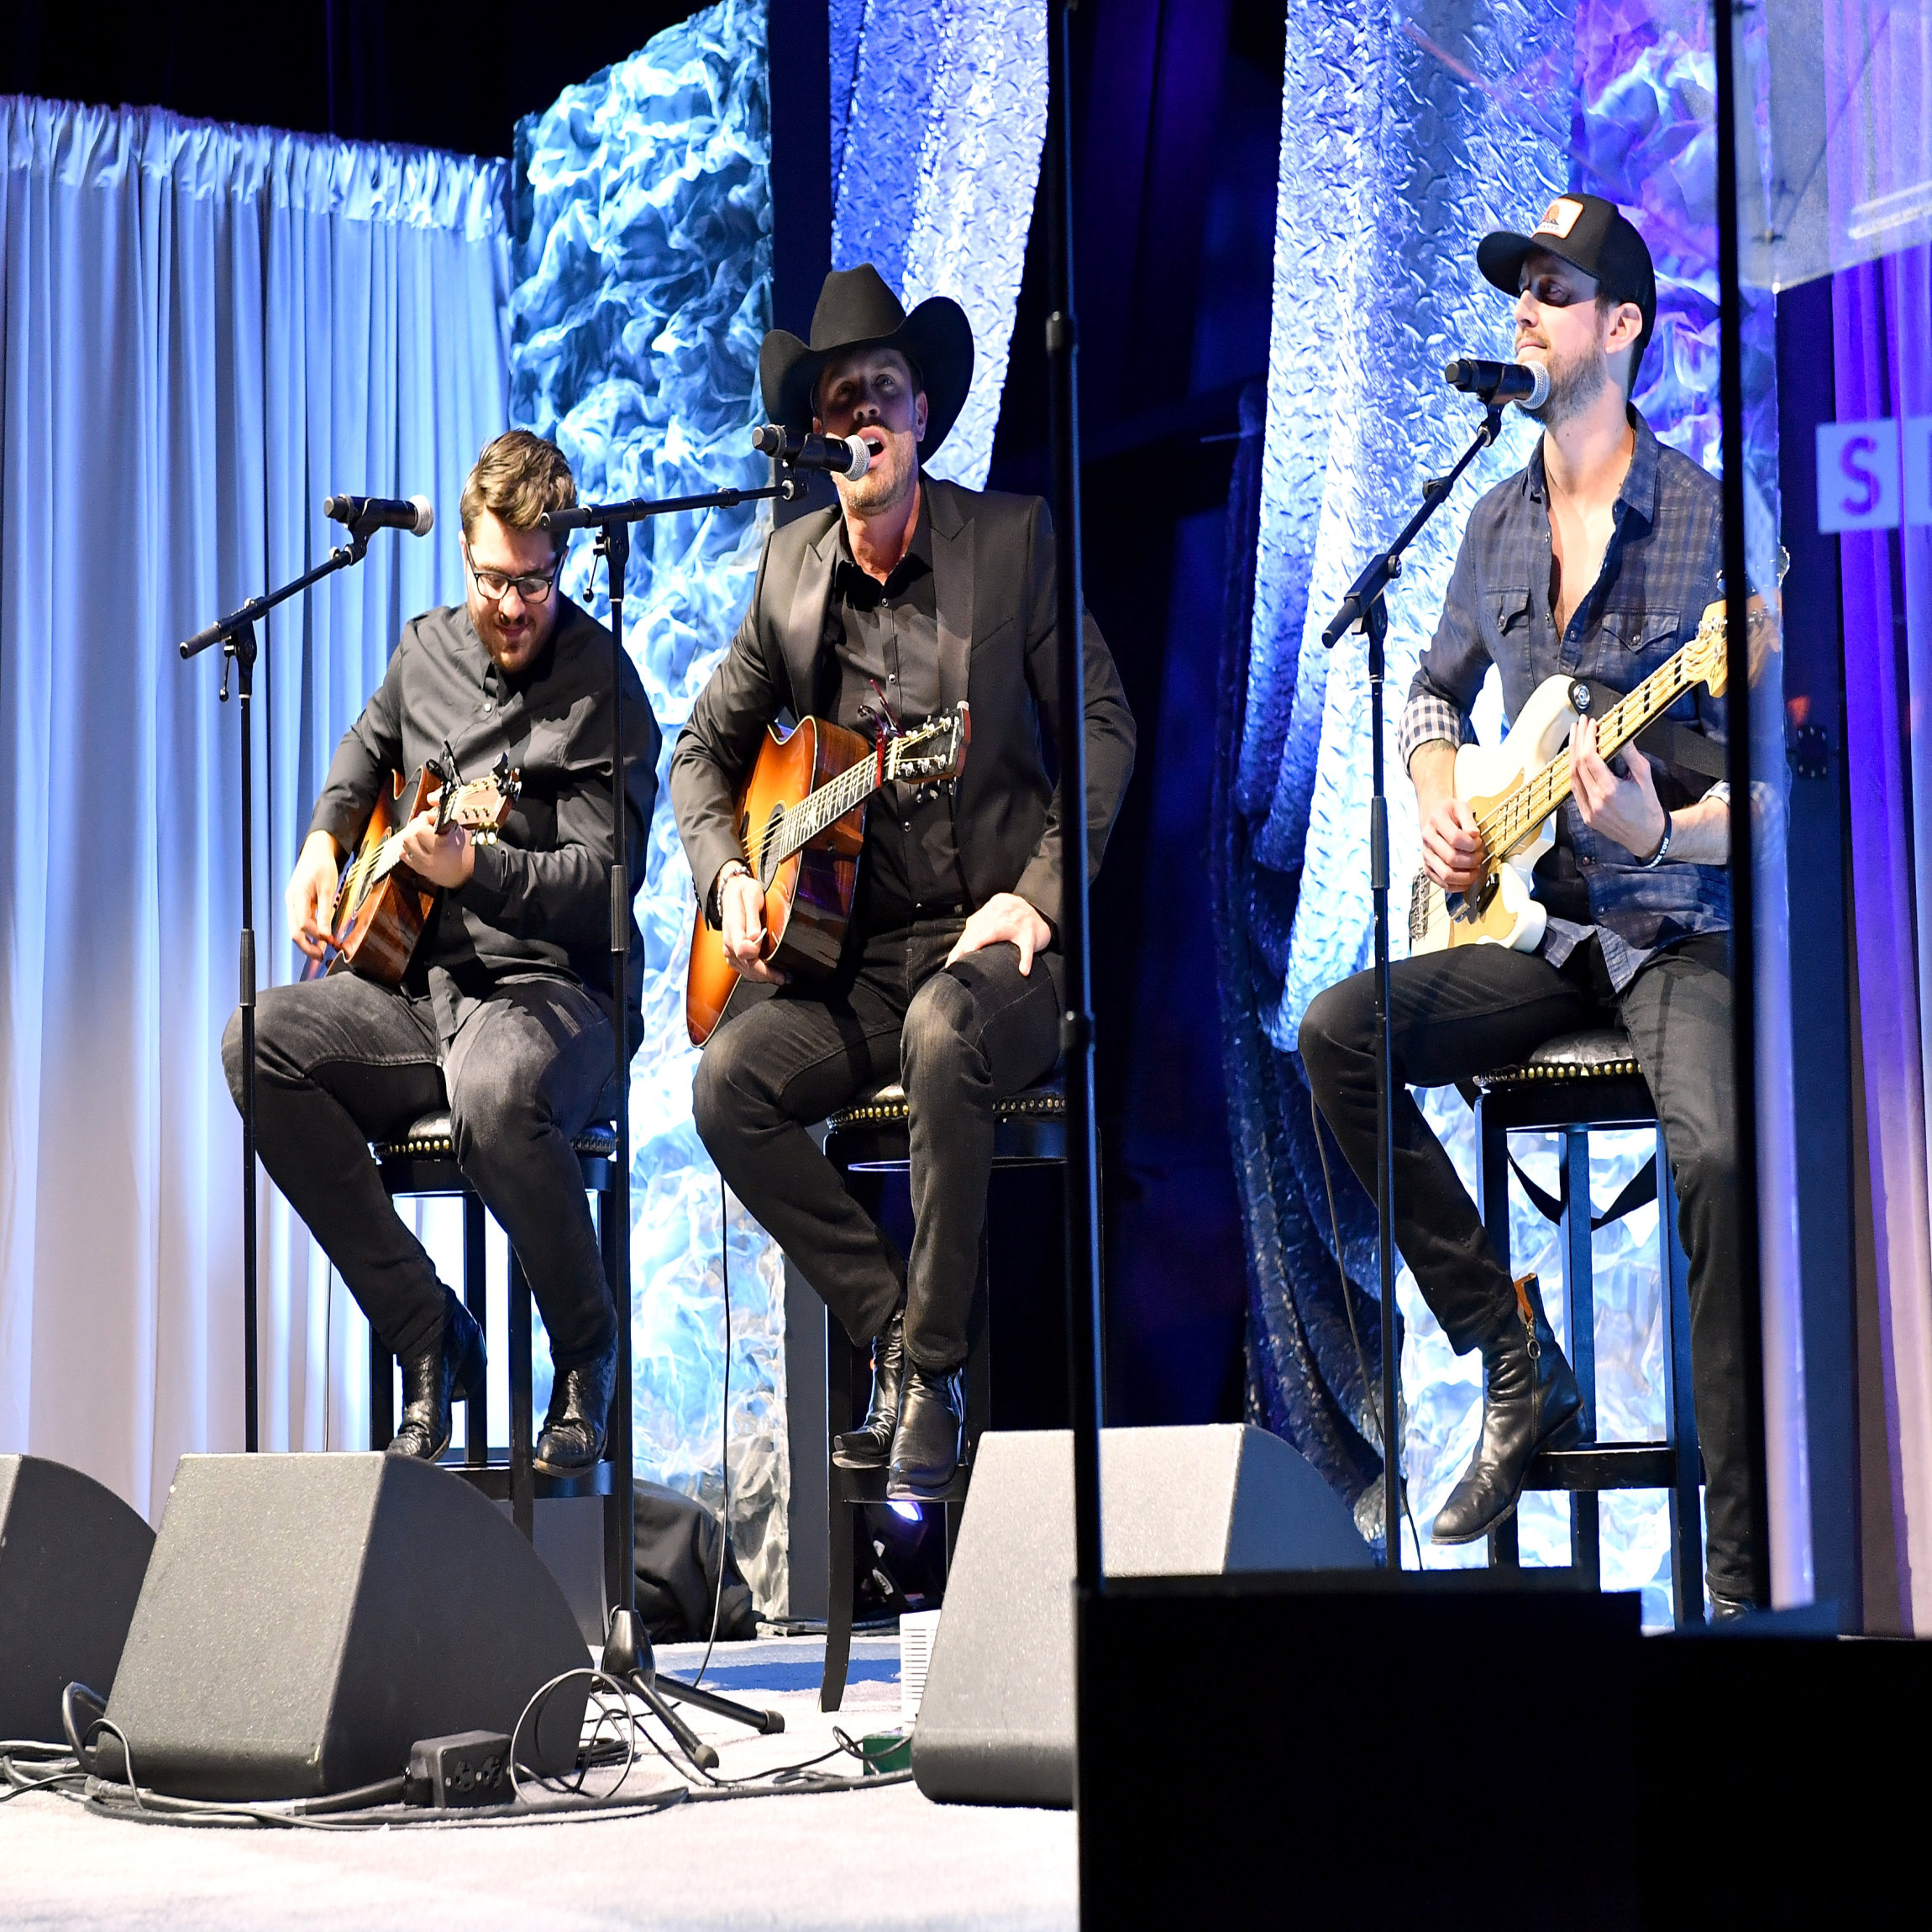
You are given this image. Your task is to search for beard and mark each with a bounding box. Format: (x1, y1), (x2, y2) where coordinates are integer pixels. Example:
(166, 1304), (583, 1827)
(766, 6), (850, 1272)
(837, 428), (918, 516)
(1520, 336), (1614, 430)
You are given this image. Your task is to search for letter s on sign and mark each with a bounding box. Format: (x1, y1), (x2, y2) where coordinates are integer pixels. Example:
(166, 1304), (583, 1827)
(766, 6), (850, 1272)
(1818, 418), (1902, 533)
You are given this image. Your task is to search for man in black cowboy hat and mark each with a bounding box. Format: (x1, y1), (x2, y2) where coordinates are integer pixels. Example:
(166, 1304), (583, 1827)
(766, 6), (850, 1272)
(670, 265), (1136, 1498)
(1299, 195), (1761, 1613)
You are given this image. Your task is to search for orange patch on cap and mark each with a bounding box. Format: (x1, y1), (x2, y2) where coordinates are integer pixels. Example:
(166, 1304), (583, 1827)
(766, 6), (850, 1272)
(1534, 197), (1584, 239)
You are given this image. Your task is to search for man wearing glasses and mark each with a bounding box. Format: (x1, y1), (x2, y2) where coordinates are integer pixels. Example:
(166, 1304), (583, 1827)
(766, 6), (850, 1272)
(224, 429), (658, 1474)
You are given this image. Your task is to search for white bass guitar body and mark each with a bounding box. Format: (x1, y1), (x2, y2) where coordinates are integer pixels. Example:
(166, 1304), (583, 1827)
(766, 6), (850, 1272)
(1407, 675), (1583, 957)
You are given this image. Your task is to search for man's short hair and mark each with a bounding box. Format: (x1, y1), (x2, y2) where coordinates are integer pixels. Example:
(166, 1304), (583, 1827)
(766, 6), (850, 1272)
(460, 430), (575, 541)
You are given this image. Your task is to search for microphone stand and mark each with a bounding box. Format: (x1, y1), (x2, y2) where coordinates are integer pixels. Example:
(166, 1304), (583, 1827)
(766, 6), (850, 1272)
(540, 470), (798, 1743)
(1319, 400), (1504, 1566)
(181, 522), (382, 1455)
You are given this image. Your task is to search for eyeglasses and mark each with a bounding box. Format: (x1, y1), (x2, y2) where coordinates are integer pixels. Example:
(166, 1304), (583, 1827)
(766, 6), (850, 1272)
(465, 545), (560, 605)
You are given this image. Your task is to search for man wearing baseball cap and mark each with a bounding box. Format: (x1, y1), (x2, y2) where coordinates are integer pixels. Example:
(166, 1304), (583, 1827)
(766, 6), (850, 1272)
(671, 265), (1136, 1500)
(1300, 196), (1759, 1614)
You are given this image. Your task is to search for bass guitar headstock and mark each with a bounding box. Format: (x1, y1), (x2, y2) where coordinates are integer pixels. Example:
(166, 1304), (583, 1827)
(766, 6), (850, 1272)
(885, 703), (972, 785)
(1688, 599), (1729, 700)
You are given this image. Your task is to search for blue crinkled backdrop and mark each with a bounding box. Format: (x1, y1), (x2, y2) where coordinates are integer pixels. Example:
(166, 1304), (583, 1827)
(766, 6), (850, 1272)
(1220, 0), (1785, 1619)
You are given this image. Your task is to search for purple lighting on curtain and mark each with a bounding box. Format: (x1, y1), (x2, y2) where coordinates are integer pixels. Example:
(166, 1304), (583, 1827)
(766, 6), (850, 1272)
(1835, 240), (1932, 1632)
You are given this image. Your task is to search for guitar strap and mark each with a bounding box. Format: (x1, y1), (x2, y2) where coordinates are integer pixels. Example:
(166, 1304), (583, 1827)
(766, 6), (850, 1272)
(1572, 679), (1728, 790)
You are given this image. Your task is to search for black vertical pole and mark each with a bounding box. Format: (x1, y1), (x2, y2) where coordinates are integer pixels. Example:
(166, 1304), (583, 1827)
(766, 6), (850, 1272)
(1365, 601), (1399, 1565)
(1046, 0), (1104, 1599)
(235, 621), (260, 1454)
(1712, 0), (1772, 1606)
(604, 525), (637, 1619)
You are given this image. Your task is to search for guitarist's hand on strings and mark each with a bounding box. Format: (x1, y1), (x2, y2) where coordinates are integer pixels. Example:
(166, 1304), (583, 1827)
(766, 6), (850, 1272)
(396, 811), (477, 890)
(287, 831), (344, 961)
(1569, 717), (1667, 862)
(721, 869), (788, 984)
(945, 893), (1052, 976)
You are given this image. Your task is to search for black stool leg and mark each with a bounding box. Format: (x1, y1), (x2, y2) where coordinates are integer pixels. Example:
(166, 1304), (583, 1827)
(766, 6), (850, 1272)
(1563, 1129), (1601, 1589)
(1658, 1133), (1704, 1625)
(464, 1195), (488, 1467)
(1478, 1102), (1520, 1572)
(600, 1178), (625, 1627)
(509, 1251), (535, 1543)
(822, 1310), (856, 1712)
(369, 1329), (394, 1452)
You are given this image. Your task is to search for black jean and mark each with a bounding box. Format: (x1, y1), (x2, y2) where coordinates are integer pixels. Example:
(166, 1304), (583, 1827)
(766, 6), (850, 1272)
(223, 972), (620, 1368)
(1298, 935), (1754, 1600)
(691, 918), (1063, 1373)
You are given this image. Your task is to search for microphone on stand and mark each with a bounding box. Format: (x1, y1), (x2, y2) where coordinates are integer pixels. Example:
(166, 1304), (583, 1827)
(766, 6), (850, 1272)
(750, 424), (872, 480)
(1442, 358), (1551, 409)
(323, 493), (436, 536)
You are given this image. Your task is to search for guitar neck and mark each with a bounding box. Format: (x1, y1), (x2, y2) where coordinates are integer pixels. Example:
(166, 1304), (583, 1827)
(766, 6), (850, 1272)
(759, 748), (886, 875)
(1476, 642), (1707, 861)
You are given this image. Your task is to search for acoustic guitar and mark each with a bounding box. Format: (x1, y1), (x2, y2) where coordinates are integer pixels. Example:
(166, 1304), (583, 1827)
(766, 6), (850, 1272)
(685, 705), (972, 1047)
(312, 757), (522, 984)
(1407, 598), (1728, 956)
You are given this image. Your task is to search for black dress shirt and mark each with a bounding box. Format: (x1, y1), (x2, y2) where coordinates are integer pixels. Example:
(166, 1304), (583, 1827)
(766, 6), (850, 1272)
(307, 597), (659, 1047)
(826, 499), (969, 927)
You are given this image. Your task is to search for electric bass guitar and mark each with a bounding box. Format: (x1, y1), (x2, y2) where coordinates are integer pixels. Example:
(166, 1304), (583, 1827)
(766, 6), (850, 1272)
(312, 757), (522, 984)
(1407, 598), (1728, 956)
(685, 705), (972, 1047)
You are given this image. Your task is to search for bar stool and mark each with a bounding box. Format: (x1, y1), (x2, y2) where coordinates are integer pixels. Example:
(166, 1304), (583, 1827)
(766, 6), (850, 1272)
(367, 1108), (630, 1611)
(1472, 1029), (1704, 1625)
(816, 1079), (1069, 1710)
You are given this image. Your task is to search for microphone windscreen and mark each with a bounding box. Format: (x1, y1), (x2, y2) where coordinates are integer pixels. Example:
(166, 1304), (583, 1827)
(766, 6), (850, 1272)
(843, 435), (871, 480)
(409, 496), (435, 536)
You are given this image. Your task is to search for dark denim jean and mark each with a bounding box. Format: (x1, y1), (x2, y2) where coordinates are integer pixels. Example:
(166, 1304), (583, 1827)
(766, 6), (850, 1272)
(1299, 935), (1755, 1600)
(223, 971), (619, 1368)
(692, 918), (1063, 1372)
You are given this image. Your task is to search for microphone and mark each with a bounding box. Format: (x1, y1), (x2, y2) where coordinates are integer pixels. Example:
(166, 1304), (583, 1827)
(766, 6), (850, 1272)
(323, 493), (436, 536)
(1442, 358), (1551, 408)
(750, 424), (871, 481)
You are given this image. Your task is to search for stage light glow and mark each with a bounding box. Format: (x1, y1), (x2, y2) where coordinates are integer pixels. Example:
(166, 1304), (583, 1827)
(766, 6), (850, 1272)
(889, 1500), (922, 1523)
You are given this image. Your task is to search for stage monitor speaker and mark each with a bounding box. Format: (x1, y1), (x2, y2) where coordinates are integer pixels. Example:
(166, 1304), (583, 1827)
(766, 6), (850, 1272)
(0, 1454), (156, 1744)
(103, 1453), (591, 1799)
(911, 1425), (1373, 1807)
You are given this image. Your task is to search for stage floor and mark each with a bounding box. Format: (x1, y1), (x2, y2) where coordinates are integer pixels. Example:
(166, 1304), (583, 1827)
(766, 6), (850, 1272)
(1, 1635), (1076, 1931)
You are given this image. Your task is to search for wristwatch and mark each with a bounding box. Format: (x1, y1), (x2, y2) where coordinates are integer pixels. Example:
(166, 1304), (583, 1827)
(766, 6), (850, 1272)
(1637, 810), (1673, 869)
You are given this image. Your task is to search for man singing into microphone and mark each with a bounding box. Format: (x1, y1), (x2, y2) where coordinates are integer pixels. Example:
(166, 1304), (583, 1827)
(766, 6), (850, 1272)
(1299, 196), (1760, 1614)
(672, 265), (1135, 1499)
(223, 429), (658, 1473)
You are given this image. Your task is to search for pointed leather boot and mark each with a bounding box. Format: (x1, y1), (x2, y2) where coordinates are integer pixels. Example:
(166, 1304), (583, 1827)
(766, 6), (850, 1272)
(832, 1305), (906, 1471)
(886, 1363), (967, 1500)
(1431, 1273), (1590, 1545)
(387, 1290), (486, 1462)
(534, 1339), (618, 1477)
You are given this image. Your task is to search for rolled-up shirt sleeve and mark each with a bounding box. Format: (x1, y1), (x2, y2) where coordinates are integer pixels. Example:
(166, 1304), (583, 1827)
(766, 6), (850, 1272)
(1399, 537), (1490, 772)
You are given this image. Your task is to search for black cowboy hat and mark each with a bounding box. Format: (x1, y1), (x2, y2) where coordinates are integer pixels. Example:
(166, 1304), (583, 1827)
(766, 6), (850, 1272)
(759, 264), (975, 460)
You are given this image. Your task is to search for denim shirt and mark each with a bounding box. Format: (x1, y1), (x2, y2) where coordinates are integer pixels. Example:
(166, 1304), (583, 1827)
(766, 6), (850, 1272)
(1398, 409), (1730, 991)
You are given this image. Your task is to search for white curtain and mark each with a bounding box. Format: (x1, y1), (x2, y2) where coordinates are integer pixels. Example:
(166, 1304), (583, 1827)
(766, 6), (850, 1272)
(0, 97), (509, 1522)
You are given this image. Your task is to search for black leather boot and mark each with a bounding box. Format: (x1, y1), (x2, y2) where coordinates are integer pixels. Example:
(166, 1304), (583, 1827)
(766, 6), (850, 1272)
(387, 1290), (486, 1462)
(534, 1338), (617, 1477)
(886, 1363), (967, 1500)
(832, 1305), (906, 1471)
(1431, 1273), (1590, 1545)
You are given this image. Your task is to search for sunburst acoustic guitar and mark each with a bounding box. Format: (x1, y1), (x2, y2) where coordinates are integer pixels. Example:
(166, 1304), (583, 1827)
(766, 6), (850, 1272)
(311, 757), (522, 984)
(685, 705), (972, 1047)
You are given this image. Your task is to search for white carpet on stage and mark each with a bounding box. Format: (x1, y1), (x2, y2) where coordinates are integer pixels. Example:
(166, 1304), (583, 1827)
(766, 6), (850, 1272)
(0, 1636), (1075, 1931)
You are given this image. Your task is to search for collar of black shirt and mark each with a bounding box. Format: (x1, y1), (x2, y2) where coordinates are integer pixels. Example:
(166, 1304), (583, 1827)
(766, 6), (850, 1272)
(832, 493), (934, 608)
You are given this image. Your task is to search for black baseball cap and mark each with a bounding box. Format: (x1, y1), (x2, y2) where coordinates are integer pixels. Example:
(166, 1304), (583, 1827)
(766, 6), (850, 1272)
(1478, 192), (1657, 379)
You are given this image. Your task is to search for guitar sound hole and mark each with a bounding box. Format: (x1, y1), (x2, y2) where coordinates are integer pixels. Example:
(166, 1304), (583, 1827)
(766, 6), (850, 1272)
(760, 805), (785, 890)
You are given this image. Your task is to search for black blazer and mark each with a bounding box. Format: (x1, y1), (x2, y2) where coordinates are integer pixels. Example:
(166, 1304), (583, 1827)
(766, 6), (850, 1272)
(670, 476), (1136, 928)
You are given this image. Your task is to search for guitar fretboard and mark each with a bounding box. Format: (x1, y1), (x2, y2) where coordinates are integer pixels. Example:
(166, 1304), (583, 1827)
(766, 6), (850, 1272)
(1475, 634), (1710, 864)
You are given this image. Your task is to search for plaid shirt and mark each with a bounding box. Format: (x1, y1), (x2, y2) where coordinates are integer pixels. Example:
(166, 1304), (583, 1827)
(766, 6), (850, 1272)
(1399, 408), (1730, 991)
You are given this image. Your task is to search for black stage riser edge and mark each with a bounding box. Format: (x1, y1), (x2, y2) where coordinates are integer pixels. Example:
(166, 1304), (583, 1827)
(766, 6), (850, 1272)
(0, 1455), (155, 1743)
(911, 1427), (1372, 1807)
(1075, 1582), (1932, 1925)
(104, 1454), (590, 1799)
